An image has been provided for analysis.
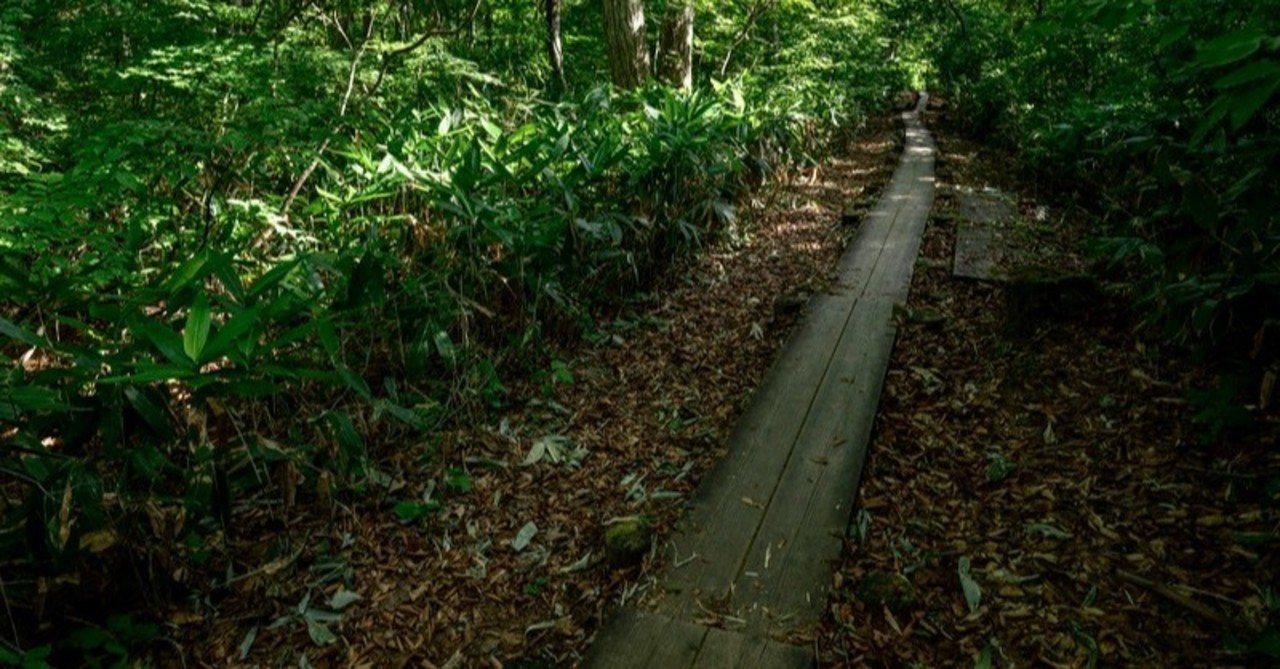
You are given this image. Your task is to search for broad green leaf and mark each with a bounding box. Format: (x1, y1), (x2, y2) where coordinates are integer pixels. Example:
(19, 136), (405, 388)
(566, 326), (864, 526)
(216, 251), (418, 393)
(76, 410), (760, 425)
(134, 321), (196, 368)
(328, 590), (362, 610)
(512, 522), (538, 551)
(0, 317), (47, 348)
(434, 330), (457, 364)
(958, 556), (982, 613)
(1156, 23), (1190, 51)
(247, 258), (302, 299)
(316, 319), (340, 359)
(1196, 28), (1266, 69)
(1229, 78), (1280, 129)
(0, 257), (31, 290)
(392, 500), (438, 522)
(164, 253), (210, 295)
(98, 364), (197, 384)
(336, 365), (372, 400)
(305, 618), (336, 646)
(1215, 59), (1280, 89)
(0, 385), (67, 420)
(238, 627), (257, 660)
(183, 293), (213, 362)
(123, 387), (173, 438)
(205, 307), (261, 360)
(210, 255), (246, 302)
(974, 644), (993, 669)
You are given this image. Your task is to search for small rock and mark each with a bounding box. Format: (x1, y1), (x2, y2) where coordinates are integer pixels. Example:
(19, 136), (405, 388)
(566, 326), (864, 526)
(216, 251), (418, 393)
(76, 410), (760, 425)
(855, 572), (916, 611)
(892, 304), (947, 328)
(773, 293), (809, 317)
(840, 205), (864, 226)
(604, 517), (652, 569)
(908, 307), (947, 327)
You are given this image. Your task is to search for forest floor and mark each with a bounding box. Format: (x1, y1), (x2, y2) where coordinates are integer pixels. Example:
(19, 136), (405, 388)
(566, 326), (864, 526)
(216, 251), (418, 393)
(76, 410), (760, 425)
(173, 105), (1280, 668)
(818, 109), (1280, 667)
(180, 122), (902, 666)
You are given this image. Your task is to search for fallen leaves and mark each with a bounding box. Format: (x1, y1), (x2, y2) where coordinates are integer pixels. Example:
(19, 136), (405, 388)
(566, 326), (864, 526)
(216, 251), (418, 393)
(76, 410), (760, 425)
(177, 120), (903, 666)
(819, 127), (1280, 667)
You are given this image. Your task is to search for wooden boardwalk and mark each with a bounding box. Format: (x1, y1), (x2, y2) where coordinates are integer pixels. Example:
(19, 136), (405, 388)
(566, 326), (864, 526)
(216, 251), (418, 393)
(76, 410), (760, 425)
(584, 95), (936, 668)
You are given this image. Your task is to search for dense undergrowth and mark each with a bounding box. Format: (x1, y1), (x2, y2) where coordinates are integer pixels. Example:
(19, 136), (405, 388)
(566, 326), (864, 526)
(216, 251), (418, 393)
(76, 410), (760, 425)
(909, 0), (1279, 425)
(0, 0), (906, 662)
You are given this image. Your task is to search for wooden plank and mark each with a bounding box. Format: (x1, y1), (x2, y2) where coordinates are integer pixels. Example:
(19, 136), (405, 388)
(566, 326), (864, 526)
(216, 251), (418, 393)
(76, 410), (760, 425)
(737, 299), (897, 631)
(655, 294), (857, 620)
(754, 637), (815, 669)
(694, 627), (813, 669)
(837, 118), (935, 291)
(586, 611), (812, 669)
(759, 309), (897, 628)
(729, 96), (934, 631)
(646, 618), (709, 669)
(584, 610), (706, 669)
(657, 91), (936, 626)
(833, 206), (901, 294)
(693, 626), (748, 667)
(585, 93), (935, 665)
(760, 97), (932, 627)
(957, 188), (1016, 224)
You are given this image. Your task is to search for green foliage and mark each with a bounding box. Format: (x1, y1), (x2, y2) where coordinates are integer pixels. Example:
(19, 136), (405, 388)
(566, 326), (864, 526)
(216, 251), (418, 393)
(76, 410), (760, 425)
(0, 0), (909, 655)
(916, 0), (1279, 358)
(0, 645), (51, 669)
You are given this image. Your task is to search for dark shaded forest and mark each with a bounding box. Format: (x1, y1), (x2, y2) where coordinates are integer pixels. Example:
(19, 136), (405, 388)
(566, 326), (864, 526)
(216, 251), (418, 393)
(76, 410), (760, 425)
(1, 0), (1277, 665)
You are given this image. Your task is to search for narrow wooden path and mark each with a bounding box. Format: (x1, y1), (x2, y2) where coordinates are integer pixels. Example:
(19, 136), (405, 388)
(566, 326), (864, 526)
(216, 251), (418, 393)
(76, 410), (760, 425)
(585, 94), (936, 668)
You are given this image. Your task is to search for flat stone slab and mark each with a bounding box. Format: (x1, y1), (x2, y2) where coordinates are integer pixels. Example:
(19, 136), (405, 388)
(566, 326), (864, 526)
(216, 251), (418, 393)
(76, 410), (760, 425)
(585, 94), (936, 668)
(954, 222), (997, 280)
(953, 187), (1017, 281)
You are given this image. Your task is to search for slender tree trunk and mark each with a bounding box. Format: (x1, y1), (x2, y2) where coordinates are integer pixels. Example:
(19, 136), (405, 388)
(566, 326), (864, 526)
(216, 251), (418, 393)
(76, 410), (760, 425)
(545, 0), (565, 88)
(602, 0), (649, 89)
(657, 1), (694, 89)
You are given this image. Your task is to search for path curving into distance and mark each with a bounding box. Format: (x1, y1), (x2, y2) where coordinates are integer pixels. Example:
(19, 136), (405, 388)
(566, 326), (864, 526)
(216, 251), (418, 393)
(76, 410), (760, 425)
(585, 93), (936, 668)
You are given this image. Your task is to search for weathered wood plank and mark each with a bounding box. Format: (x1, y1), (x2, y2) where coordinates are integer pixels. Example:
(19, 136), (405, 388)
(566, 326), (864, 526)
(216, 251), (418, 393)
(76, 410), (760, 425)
(586, 93), (934, 666)
(753, 637), (815, 669)
(654, 90), (935, 627)
(693, 625), (814, 668)
(584, 610), (813, 668)
(693, 626), (749, 667)
(583, 610), (705, 669)
(763, 340), (895, 621)
(741, 299), (897, 632)
(655, 293), (857, 620)
(669, 95), (933, 630)
(957, 188), (1016, 224)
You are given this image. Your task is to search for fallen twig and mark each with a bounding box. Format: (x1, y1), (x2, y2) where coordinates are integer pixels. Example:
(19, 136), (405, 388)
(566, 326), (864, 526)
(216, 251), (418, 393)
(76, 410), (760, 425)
(1115, 569), (1250, 631)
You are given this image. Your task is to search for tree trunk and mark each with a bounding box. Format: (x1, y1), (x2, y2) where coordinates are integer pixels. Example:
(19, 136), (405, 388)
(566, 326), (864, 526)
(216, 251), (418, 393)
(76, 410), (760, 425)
(602, 0), (649, 89)
(657, 1), (694, 89)
(546, 0), (565, 88)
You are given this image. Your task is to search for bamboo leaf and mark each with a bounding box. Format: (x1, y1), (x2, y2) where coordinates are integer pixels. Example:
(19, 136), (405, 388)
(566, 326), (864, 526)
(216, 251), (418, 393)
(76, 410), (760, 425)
(183, 293), (213, 362)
